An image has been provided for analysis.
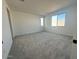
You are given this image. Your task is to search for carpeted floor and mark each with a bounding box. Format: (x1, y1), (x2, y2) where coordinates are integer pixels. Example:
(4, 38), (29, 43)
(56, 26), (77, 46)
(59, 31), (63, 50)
(8, 32), (72, 59)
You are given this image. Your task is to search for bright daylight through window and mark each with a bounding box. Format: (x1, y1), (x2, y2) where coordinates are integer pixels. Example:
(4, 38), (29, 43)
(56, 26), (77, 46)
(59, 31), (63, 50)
(40, 18), (44, 26)
(52, 13), (65, 26)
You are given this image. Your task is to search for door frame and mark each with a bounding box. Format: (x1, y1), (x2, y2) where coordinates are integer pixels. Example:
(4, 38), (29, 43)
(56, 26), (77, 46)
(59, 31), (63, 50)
(6, 8), (13, 40)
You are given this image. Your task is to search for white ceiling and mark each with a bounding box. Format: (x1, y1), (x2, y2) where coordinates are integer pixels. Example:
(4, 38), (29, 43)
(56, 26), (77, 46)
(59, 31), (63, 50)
(6, 0), (76, 16)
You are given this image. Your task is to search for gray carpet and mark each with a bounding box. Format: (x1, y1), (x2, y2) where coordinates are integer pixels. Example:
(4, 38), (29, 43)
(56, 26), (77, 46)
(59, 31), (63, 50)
(8, 32), (72, 59)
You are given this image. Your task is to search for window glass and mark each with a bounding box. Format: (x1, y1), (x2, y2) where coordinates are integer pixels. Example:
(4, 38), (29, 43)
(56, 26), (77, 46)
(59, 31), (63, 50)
(51, 13), (65, 26)
(52, 15), (57, 26)
(58, 14), (65, 26)
(40, 18), (43, 26)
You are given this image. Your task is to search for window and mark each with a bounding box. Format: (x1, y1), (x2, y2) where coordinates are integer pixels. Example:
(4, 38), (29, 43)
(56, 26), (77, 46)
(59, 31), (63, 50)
(52, 13), (65, 26)
(40, 18), (44, 26)
(58, 14), (65, 26)
(52, 15), (57, 26)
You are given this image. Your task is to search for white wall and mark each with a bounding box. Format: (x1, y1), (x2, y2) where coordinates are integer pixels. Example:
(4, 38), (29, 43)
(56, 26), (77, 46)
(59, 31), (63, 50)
(2, 0), (13, 59)
(45, 4), (77, 39)
(10, 10), (43, 36)
(71, 43), (77, 59)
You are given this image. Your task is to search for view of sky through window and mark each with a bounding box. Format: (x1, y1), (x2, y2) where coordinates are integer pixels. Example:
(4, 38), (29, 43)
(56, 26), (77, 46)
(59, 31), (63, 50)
(52, 13), (65, 26)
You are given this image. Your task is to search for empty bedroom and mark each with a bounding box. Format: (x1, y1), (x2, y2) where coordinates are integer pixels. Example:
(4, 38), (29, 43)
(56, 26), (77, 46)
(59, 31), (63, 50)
(2, 0), (77, 59)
